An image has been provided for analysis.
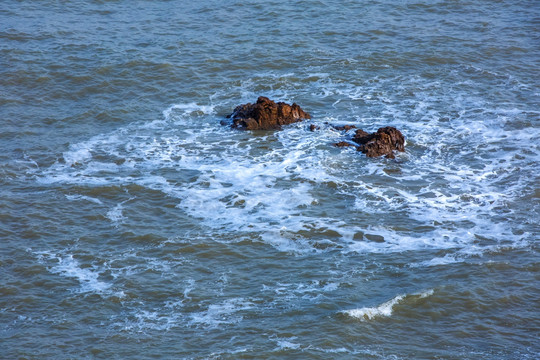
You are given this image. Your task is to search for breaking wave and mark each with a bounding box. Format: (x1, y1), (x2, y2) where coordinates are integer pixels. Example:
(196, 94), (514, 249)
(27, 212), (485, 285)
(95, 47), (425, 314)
(343, 289), (434, 320)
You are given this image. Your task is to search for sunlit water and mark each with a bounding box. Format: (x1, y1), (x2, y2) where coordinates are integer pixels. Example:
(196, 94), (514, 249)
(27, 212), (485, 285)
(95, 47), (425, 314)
(1, 1), (539, 358)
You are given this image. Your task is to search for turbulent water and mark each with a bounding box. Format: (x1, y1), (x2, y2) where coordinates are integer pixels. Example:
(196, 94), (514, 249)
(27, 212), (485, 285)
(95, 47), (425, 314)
(1, 0), (539, 358)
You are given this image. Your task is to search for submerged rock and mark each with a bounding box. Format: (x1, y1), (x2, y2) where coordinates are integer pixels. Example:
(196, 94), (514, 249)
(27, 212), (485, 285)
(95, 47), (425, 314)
(332, 125), (357, 131)
(333, 141), (356, 148)
(226, 96), (311, 130)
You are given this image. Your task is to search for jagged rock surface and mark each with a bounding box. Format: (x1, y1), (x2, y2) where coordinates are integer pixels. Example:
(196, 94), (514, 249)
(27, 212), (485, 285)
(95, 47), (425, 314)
(352, 126), (405, 158)
(333, 141), (356, 148)
(227, 96), (311, 130)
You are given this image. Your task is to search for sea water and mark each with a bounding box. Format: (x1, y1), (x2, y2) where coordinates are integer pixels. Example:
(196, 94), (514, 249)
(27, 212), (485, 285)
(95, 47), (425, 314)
(1, 0), (539, 358)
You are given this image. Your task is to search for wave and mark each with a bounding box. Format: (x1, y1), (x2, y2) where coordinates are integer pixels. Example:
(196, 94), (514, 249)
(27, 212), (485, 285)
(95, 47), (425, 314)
(343, 289), (434, 320)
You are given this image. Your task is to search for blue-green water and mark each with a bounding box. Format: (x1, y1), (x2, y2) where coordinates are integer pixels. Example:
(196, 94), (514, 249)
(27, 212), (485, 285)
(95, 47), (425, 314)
(1, 1), (539, 358)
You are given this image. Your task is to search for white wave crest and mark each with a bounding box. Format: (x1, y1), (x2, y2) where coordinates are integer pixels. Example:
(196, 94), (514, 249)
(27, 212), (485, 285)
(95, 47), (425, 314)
(344, 289), (434, 320)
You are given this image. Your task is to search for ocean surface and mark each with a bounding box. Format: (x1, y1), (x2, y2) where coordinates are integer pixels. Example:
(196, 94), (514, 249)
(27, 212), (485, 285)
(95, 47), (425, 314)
(1, 0), (539, 358)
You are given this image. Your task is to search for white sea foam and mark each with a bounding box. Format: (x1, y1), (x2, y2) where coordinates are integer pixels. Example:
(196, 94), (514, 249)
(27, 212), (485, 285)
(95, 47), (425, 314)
(106, 203), (125, 225)
(163, 102), (216, 121)
(37, 252), (111, 294)
(414, 254), (463, 267)
(65, 194), (103, 204)
(344, 289), (434, 320)
(182, 279), (196, 300)
(33, 76), (539, 260)
(273, 336), (301, 350)
(62, 145), (92, 166)
(190, 298), (255, 328)
(262, 280), (340, 302)
(114, 308), (184, 333)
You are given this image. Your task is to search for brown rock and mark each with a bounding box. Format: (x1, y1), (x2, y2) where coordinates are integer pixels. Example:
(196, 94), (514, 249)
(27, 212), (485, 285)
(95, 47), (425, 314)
(334, 141), (357, 148)
(351, 129), (371, 144)
(309, 124), (320, 132)
(352, 127), (405, 158)
(227, 96), (311, 130)
(333, 125), (357, 131)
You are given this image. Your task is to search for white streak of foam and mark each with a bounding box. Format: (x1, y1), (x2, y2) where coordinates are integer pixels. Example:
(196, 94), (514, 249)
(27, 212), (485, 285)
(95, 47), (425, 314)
(62, 145), (92, 166)
(65, 194), (103, 204)
(106, 203), (125, 225)
(106, 196), (136, 226)
(273, 337), (301, 350)
(117, 308), (183, 332)
(163, 102), (216, 121)
(190, 298), (255, 328)
(41, 253), (111, 294)
(262, 280), (340, 302)
(416, 254), (462, 267)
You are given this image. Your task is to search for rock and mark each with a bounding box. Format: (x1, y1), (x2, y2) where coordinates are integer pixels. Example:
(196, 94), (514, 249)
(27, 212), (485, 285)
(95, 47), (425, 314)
(333, 141), (357, 148)
(332, 125), (357, 131)
(351, 129), (371, 143)
(352, 127), (405, 158)
(225, 97), (404, 158)
(227, 96), (311, 130)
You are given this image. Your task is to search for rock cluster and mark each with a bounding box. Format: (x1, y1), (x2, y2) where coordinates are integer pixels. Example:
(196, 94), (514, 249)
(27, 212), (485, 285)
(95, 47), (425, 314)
(226, 96), (311, 130)
(225, 97), (405, 158)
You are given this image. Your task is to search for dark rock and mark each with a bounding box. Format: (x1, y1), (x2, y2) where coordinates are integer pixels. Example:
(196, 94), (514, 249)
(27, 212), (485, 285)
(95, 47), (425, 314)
(351, 129), (371, 144)
(225, 97), (405, 158)
(333, 125), (357, 131)
(333, 141), (357, 148)
(352, 127), (405, 158)
(365, 233), (385, 242)
(227, 96), (311, 130)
